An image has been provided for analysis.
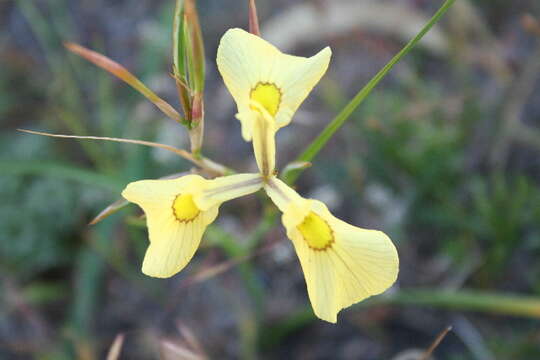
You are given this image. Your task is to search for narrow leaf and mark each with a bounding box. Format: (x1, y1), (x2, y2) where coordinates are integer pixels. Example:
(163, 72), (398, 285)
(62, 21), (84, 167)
(173, 0), (192, 121)
(173, 0), (186, 77)
(65, 42), (183, 123)
(20, 128), (230, 176)
(89, 198), (130, 225)
(260, 288), (540, 349)
(18, 129), (199, 165)
(285, 0), (456, 184)
(184, 0), (206, 93)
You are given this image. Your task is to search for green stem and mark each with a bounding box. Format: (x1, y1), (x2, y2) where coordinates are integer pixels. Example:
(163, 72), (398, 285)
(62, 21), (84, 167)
(260, 288), (540, 349)
(285, 0), (457, 184)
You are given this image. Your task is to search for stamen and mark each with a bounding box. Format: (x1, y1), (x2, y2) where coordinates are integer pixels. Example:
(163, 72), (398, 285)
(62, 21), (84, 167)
(297, 212), (334, 251)
(250, 82), (281, 116)
(249, 100), (276, 177)
(172, 194), (200, 222)
(256, 112), (270, 176)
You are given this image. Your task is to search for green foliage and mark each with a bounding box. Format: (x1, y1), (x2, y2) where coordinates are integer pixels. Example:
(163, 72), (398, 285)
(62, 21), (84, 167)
(0, 135), (82, 278)
(286, 0), (457, 184)
(4, 0), (540, 358)
(356, 83), (540, 287)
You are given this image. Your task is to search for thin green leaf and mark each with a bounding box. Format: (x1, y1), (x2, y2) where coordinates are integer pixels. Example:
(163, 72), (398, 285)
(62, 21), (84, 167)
(184, 0), (206, 94)
(173, 0), (192, 121)
(260, 288), (540, 349)
(173, 0), (186, 77)
(387, 289), (540, 318)
(285, 0), (456, 184)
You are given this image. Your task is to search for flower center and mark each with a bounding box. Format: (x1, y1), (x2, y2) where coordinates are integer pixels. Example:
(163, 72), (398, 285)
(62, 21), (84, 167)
(172, 194), (200, 222)
(297, 212), (334, 250)
(250, 82), (281, 116)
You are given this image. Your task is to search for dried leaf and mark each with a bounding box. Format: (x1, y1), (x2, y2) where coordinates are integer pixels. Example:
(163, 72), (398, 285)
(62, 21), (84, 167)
(106, 334), (125, 360)
(160, 339), (205, 360)
(65, 42), (182, 122)
(248, 0), (261, 36)
(89, 198), (129, 225)
(18, 129), (198, 166)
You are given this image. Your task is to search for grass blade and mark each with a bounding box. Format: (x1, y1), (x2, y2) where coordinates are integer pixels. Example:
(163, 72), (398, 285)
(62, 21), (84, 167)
(285, 0), (456, 184)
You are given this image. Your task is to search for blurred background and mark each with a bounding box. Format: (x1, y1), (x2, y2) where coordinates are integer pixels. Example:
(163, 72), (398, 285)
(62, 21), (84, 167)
(2, 0), (540, 359)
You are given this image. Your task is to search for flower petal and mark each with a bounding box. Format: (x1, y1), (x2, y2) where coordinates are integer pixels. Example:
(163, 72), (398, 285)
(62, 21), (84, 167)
(141, 206), (218, 278)
(122, 173), (263, 278)
(217, 28), (331, 140)
(122, 174), (205, 212)
(264, 177), (399, 323)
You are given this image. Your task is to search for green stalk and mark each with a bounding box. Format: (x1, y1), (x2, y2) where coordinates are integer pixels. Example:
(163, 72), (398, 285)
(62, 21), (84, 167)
(388, 289), (540, 317)
(285, 0), (457, 184)
(260, 288), (540, 349)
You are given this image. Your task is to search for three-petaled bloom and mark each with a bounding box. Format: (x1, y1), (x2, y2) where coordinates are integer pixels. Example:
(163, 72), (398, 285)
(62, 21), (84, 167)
(122, 27), (398, 323)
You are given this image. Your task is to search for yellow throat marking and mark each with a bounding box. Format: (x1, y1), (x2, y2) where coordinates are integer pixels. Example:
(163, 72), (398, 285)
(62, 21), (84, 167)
(250, 82), (281, 116)
(172, 194), (200, 222)
(297, 212), (334, 251)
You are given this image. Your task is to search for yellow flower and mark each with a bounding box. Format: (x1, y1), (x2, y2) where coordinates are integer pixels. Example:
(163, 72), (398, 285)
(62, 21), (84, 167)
(119, 28), (397, 324)
(217, 28), (331, 175)
(265, 177), (399, 323)
(122, 173), (263, 278)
